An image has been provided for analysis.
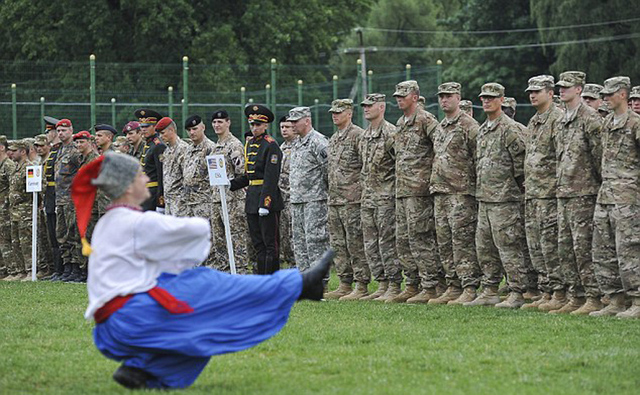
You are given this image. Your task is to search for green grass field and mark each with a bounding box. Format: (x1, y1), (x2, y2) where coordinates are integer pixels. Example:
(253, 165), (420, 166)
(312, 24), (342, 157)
(1, 278), (638, 394)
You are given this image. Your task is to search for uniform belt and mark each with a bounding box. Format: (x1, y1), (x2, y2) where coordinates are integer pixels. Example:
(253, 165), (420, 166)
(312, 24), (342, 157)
(47, 181), (56, 186)
(146, 181), (158, 188)
(249, 179), (264, 186)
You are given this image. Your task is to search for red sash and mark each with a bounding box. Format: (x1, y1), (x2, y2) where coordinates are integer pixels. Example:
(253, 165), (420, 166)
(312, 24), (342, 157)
(94, 286), (194, 324)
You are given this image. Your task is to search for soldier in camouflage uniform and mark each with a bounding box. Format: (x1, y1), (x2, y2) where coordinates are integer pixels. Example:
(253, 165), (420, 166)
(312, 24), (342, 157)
(123, 121), (145, 159)
(278, 116), (297, 268)
(630, 86), (640, 115)
(429, 82), (481, 305)
(591, 77), (640, 318)
(548, 71), (604, 314)
(288, 107), (330, 274)
(581, 84), (604, 112)
(358, 94), (403, 301)
(323, 99), (370, 300)
(0, 135), (16, 279)
(464, 83), (531, 309)
(459, 100), (473, 118)
(391, 80), (443, 304)
(156, 117), (188, 217)
(8, 140), (34, 280)
(182, 115), (217, 267)
(520, 76), (566, 310)
(210, 110), (250, 274)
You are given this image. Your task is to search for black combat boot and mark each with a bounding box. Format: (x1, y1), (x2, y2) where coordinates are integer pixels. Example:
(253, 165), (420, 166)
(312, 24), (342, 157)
(63, 263), (80, 282)
(299, 250), (334, 301)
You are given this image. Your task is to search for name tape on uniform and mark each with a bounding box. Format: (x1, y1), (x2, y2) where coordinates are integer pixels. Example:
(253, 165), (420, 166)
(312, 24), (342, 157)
(206, 154), (230, 186)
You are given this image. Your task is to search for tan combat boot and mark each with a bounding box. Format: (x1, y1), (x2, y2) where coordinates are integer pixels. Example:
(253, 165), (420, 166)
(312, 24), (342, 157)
(590, 293), (626, 317)
(360, 281), (388, 301)
(522, 292), (551, 310)
(427, 286), (463, 305)
(339, 282), (369, 301)
(495, 291), (525, 309)
(498, 284), (509, 296)
(570, 297), (604, 315)
(616, 297), (640, 319)
(448, 287), (477, 305)
(538, 290), (568, 312)
(407, 288), (439, 304)
(386, 284), (420, 304)
(375, 282), (402, 302)
(463, 286), (500, 306)
(549, 296), (585, 314)
(522, 289), (541, 301)
(324, 282), (352, 300)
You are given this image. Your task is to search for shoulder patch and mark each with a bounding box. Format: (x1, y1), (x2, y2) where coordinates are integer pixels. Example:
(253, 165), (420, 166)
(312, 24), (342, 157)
(265, 135), (275, 143)
(270, 154), (279, 164)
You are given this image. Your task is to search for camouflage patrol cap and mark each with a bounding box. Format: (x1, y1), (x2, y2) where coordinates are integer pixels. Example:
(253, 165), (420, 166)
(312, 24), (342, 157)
(525, 75), (555, 92)
(114, 136), (128, 145)
(393, 80), (420, 97)
(598, 102), (611, 115)
(418, 96), (426, 105)
(581, 84), (604, 99)
(328, 99), (353, 113)
(34, 134), (48, 146)
(23, 137), (35, 148)
(9, 139), (28, 150)
(459, 100), (472, 112)
(501, 97), (517, 110)
(630, 86), (640, 99)
(478, 83), (505, 98)
(556, 71), (586, 88)
(287, 106), (312, 121)
(361, 93), (386, 105)
(437, 82), (461, 95)
(600, 76), (631, 95)
(0, 135), (7, 146)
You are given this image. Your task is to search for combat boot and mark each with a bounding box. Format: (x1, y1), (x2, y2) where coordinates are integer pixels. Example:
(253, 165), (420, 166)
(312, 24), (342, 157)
(407, 287), (439, 304)
(374, 282), (401, 302)
(570, 297), (604, 315)
(538, 290), (568, 312)
(64, 264), (82, 283)
(360, 281), (388, 301)
(448, 286), (477, 305)
(59, 264), (73, 282)
(522, 289), (541, 301)
(616, 297), (640, 319)
(495, 291), (525, 309)
(339, 282), (369, 301)
(324, 282), (352, 300)
(2, 274), (18, 281)
(590, 293), (626, 317)
(463, 286), (500, 306)
(386, 284), (420, 304)
(427, 286), (462, 305)
(549, 296), (585, 314)
(21, 272), (33, 282)
(522, 292), (551, 310)
(498, 284), (509, 296)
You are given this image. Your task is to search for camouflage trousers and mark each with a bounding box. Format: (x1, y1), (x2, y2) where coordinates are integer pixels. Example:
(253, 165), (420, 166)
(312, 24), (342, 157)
(0, 202), (12, 275)
(434, 194), (481, 289)
(183, 203), (217, 267)
(211, 200), (250, 274)
(10, 204), (32, 274)
(361, 202), (403, 284)
(396, 196), (443, 289)
(37, 209), (52, 273)
(291, 200), (330, 272)
(476, 201), (531, 293)
(525, 198), (563, 293)
(593, 204), (640, 298)
(557, 196), (601, 298)
(56, 204), (81, 267)
(328, 204), (370, 284)
(164, 194), (184, 217)
(279, 201), (295, 268)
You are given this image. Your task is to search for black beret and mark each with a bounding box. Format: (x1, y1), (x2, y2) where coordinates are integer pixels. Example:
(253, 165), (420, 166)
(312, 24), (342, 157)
(94, 124), (117, 134)
(211, 110), (229, 122)
(185, 115), (203, 129)
(278, 115), (290, 124)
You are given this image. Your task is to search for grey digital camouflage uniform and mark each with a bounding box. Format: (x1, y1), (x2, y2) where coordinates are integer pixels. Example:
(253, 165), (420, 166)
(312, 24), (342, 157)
(278, 138), (296, 266)
(395, 107), (443, 289)
(162, 137), (189, 216)
(593, 108), (640, 298)
(476, 113), (531, 293)
(289, 129), (330, 271)
(556, 102), (603, 298)
(328, 122), (369, 284)
(430, 111), (481, 289)
(360, 120), (402, 284)
(524, 104), (565, 293)
(0, 156), (15, 275)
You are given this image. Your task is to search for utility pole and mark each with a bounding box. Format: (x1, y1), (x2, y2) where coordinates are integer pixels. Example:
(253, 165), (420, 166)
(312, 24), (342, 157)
(355, 28), (368, 99)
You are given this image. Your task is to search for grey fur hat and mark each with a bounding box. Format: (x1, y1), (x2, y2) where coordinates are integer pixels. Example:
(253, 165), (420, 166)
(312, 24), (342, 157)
(91, 152), (140, 199)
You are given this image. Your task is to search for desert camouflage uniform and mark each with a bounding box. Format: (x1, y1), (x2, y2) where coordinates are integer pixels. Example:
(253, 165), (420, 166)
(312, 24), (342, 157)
(430, 111), (481, 289)
(360, 120), (402, 283)
(593, 109), (640, 297)
(290, 129), (330, 271)
(9, 157), (34, 275)
(212, 133), (250, 274)
(162, 137), (189, 216)
(328, 122), (369, 284)
(182, 137), (217, 267)
(54, 142), (82, 270)
(0, 156), (15, 275)
(476, 113), (531, 293)
(556, 102), (603, 298)
(395, 107), (442, 289)
(278, 138), (296, 267)
(524, 104), (565, 293)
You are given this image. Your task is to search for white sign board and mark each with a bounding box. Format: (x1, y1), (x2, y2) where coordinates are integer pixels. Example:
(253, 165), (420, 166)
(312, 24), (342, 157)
(206, 154), (230, 186)
(26, 165), (42, 193)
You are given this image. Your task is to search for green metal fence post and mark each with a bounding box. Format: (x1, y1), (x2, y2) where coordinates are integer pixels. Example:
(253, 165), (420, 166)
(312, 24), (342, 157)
(182, 56), (189, 130)
(90, 54), (96, 128)
(240, 87), (246, 138)
(40, 97), (45, 132)
(111, 98), (116, 126)
(297, 80), (303, 106)
(11, 84), (17, 139)
(367, 70), (373, 94)
(332, 75), (338, 101)
(436, 59), (443, 120)
(357, 59), (364, 126)
(265, 84), (271, 107)
(270, 58), (277, 135)
(314, 99), (319, 130)
(405, 63), (411, 80)
(168, 86), (174, 119)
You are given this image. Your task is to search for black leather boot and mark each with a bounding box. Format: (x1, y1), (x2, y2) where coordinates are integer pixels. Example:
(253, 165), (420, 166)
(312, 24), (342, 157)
(63, 264), (80, 282)
(299, 250), (334, 301)
(112, 365), (153, 389)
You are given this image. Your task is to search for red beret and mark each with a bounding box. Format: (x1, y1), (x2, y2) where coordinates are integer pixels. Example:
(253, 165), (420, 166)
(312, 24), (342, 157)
(155, 117), (174, 132)
(122, 121), (141, 134)
(56, 119), (72, 128)
(73, 131), (92, 140)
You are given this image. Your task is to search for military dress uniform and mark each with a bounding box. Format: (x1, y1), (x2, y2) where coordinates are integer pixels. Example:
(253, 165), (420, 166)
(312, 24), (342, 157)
(231, 105), (283, 275)
(43, 130), (63, 279)
(135, 109), (166, 212)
